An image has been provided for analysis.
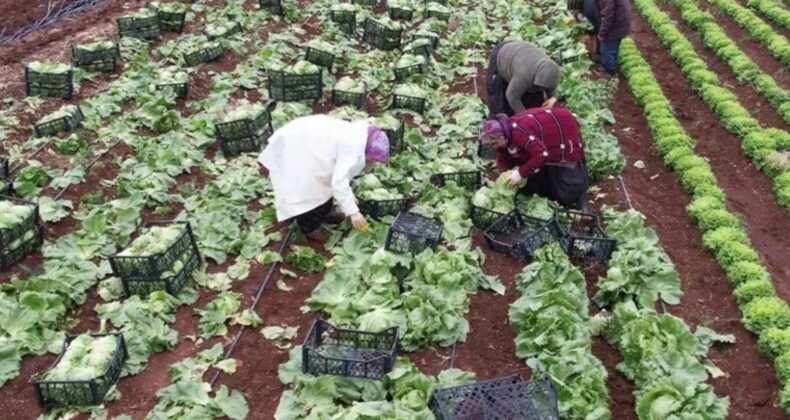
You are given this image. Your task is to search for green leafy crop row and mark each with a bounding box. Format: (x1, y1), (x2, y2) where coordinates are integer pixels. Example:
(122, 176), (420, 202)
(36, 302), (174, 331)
(705, 0), (790, 65)
(744, 0), (790, 29)
(666, 0), (789, 122)
(635, 0), (790, 206)
(620, 38), (790, 411)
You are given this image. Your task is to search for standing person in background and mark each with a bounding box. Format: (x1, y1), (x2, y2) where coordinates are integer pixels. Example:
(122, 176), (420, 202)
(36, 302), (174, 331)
(596, 0), (632, 75)
(485, 40), (560, 117)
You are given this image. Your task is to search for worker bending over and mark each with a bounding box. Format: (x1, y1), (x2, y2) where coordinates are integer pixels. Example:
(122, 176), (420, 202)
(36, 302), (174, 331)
(480, 107), (590, 210)
(258, 114), (389, 242)
(486, 40), (560, 117)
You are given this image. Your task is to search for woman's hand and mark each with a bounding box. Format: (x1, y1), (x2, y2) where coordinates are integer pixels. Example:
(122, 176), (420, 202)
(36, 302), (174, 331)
(506, 170), (523, 188)
(349, 212), (369, 232)
(542, 97), (557, 108)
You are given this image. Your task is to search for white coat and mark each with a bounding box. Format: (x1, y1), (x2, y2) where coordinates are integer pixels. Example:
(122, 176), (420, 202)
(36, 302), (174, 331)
(258, 115), (368, 222)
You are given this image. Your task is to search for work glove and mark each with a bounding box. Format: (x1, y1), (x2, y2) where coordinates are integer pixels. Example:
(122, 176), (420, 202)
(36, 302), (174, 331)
(506, 170), (523, 188)
(350, 212), (369, 233)
(542, 97), (557, 108)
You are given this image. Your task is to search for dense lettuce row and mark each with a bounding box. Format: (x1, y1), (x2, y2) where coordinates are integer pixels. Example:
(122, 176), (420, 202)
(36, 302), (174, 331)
(619, 38), (790, 411)
(634, 0), (790, 206)
(705, 0), (790, 65)
(665, 0), (789, 122)
(744, 0), (790, 29)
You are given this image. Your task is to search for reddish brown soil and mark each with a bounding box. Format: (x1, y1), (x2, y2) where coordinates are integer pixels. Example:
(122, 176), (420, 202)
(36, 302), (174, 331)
(630, 9), (790, 300)
(656, 0), (789, 130)
(700, 1), (789, 87)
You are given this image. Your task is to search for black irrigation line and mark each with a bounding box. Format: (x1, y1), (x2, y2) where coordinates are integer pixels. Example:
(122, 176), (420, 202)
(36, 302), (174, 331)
(9, 140), (53, 174)
(51, 138), (122, 200)
(0, 0), (100, 45)
(208, 225), (295, 388)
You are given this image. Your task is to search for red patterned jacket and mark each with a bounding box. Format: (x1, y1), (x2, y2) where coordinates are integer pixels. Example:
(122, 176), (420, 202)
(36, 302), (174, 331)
(495, 107), (586, 178)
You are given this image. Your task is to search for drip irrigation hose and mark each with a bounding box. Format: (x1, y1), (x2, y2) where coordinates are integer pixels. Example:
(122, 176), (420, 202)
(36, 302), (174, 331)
(9, 140), (54, 174)
(448, 342), (457, 368)
(51, 139), (122, 201)
(209, 225), (295, 388)
(0, 0), (100, 45)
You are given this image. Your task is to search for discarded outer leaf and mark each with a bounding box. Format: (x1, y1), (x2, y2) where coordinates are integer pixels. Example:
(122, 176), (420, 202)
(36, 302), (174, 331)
(280, 268), (298, 278)
(277, 279), (293, 291)
(633, 160), (646, 169)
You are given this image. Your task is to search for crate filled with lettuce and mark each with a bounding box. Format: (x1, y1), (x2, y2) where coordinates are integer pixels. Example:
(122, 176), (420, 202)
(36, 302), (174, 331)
(259, 0), (284, 15)
(215, 101), (274, 157)
(471, 173), (518, 229)
(389, 0), (415, 20)
(0, 156), (9, 196)
(394, 53), (428, 81)
(429, 158), (481, 189)
(268, 61), (323, 102)
(332, 77), (367, 109)
(71, 40), (120, 72)
(483, 209), (560, 261)
(25, 61), (74, 99)
(329, 3), (357, 35)
(424, 2), (450, 20)
(205, 19), (243, 40)
(181, 36), (225, 67)
(385, 211), (443, 254)
(362, 17), (403, 51)
(352, 0), (377, 6)
(154, 67), (189, 98)
(392, 83), (427, 113)
(34, 104), (83, 138)
(370, 113), (404, 154)
(109, 221), (202, 296)
(117, 8), (161, 40)
(305, 39), (338, 71)
(402, 37), (433, 57)
(554, 209), (615, 264)
(33, 333), (127, 408)
(0, 196), (44, 270)
(411, 29), (439, 52)
(148, 1), (187, 32)
(355, 174), (408, 219)
(430, 375), (558, 419)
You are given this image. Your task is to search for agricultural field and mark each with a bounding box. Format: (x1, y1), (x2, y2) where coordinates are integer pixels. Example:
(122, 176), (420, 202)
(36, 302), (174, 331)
(0, 0), (788, 418)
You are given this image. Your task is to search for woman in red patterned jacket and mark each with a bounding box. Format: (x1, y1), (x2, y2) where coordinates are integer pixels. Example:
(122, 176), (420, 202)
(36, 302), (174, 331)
(480, 107), (590, 210)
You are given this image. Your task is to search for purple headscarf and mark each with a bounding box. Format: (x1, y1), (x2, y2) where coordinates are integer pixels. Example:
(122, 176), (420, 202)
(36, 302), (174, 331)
(365, 125), (390, 163)
(480, 114), (511, 145)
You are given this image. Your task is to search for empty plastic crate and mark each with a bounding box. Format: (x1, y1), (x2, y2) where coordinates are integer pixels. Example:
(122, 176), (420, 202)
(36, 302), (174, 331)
(483, 210), (560, 261)
(359, 196), (408, 219)
(302, 319), (398, 380)
(385, 211), (443, 254)
(33, 333), (127, 408)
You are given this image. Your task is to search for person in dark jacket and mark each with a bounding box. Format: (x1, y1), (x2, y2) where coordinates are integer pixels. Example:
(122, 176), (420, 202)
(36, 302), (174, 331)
(480, 108), (589, 209)
(485, 41), (560, 117)
(596, 0), (632, 75)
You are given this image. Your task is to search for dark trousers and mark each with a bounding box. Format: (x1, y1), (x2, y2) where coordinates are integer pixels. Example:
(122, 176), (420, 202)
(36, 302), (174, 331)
(295, 199), (333, 233)
(600, 39), (623, 75)
(521, 162), (589, 209)
(486, 42), (547, 117)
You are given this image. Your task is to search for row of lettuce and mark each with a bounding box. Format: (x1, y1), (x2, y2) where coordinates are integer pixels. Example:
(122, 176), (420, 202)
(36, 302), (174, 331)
(620, 37), (790, 411)
(634, 0), (790, 207)
(705, 0), (789, 66)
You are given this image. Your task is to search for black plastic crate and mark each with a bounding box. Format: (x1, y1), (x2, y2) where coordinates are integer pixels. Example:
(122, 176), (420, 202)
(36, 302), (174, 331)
(0, 224), (43, 271)
(470, 205), (507, 230)
(359, 197), (408, 219)
(477, 140), (497, 160)
(71, 43), (120, 72)
(329, 10), (356, 35)
(109, 221), (201, 290)
(332, 87), (367, 109)
(302, 319), (398, 380)
(430, 171), (481, 189)
(268, 70), (323, 102)
(25, 67), (74, 99)
(0, 196), (40, 250)
(33, 333), (127, 408)
(0, 156), (7, 178)
(394, 60), (428, 81)
(379, 118), (405, 154)
(412, 33), (439, 51)
(34, 105), (83, 138)
(121, 243), (201, 296)
(352, 0), (377, 6)
(152, 6), (186, 32)
(430, 374), (558, 420)
(362, 18), (403, 50)
(117, 15), (161, 40)
(483, 210), (560, 261)
(215, 110), (274, 157)
(385, 211), (443, 254)
(155, 81), (189, 98)
(305, 46), (335, 71)
(259, 0), (284, 15)
(403, 42), (432, 58)
(424, 8), (450, 21)
(183, 44), (225, 67)
(206, 21), (243, 40)
(483, 378), (559, 420)
(554, 209), (616, 264)
(392, 93), (426, 113)
(389, 6), (414, 20)
(0, 157), (9, 196)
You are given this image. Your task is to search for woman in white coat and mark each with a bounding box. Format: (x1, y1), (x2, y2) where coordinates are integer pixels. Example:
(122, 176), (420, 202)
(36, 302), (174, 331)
(258, 114), (390, 242)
